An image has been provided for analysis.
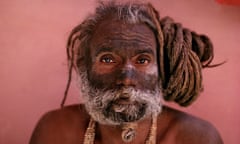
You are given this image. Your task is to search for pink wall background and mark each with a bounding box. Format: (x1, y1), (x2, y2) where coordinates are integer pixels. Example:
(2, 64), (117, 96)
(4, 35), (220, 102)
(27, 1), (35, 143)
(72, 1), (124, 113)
(0, 0), (239, 143)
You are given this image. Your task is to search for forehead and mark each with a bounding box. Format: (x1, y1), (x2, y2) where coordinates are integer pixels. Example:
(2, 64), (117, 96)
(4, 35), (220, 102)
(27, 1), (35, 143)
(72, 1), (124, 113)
(90, 16), (157, 54)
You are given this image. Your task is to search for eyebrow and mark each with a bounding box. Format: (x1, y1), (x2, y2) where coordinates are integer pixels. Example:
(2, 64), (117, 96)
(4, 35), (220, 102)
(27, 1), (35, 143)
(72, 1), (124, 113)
(95, 47), (113, 56)
(135, 48), (154, 55)
(95, 46), (155, 57)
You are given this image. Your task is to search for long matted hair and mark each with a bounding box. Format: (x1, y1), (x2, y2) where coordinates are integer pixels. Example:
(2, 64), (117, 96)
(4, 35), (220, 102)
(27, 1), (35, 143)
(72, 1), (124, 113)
(61, 0), (221, 107)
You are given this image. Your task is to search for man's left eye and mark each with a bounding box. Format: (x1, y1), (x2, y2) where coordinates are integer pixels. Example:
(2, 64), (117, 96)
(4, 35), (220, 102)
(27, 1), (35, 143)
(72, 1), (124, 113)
(136, 58), (150, 64)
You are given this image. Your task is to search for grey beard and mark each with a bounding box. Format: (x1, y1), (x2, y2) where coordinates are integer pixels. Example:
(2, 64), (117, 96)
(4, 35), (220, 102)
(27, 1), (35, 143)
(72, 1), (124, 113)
(78, 72), (162, 125)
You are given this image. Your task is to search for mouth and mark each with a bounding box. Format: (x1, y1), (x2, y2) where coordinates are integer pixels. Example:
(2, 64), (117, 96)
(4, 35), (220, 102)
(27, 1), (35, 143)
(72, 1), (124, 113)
(112, 99), (136, 112)
(101, 89), (149, 123)
(110, 92), (132, 111)
(103, 97), (147, 123)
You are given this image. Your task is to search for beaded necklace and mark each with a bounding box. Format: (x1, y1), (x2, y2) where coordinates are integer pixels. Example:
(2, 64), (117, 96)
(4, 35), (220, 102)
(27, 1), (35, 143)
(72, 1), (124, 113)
(83, 116), (157, 144)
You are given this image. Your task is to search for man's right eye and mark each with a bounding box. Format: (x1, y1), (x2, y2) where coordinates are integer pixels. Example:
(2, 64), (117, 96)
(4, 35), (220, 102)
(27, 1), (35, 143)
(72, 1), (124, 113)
(100, 55), (115, 63)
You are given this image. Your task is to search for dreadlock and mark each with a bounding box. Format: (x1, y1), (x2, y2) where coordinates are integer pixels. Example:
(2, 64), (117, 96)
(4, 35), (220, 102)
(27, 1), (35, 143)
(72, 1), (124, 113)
(61, 0), (219, 108)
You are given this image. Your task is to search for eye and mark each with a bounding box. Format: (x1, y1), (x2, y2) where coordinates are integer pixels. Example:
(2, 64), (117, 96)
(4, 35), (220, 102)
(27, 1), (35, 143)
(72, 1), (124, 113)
(100, 55), (116, 64)
(137, 58), (149, 64)
(136, 56), (151, 65)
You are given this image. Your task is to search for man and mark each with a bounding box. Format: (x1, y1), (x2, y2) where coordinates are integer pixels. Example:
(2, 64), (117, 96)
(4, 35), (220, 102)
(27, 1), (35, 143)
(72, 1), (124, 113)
(30, 1), (223, 144)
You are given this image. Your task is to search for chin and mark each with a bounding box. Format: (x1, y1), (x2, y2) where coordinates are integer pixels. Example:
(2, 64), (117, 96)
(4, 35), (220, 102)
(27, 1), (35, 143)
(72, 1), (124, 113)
(103, 103), (147, 123)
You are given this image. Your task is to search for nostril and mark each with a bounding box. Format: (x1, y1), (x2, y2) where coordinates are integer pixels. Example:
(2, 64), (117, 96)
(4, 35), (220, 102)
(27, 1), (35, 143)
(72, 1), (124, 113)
(116, 78), (136, 87)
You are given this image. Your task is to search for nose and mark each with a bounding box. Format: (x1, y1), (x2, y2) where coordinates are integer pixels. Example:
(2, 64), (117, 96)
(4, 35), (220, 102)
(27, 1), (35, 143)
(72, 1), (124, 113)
(116, 65), (137, 87)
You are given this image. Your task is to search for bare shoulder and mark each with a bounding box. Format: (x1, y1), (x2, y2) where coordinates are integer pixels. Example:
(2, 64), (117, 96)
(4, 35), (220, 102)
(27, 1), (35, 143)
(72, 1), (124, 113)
(29, 104), (90, 144)
(157, 106), (223, 144)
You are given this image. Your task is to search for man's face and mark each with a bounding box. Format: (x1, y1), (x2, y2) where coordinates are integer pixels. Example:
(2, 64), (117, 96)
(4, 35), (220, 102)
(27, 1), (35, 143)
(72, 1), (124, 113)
(80, 17), (162, 125)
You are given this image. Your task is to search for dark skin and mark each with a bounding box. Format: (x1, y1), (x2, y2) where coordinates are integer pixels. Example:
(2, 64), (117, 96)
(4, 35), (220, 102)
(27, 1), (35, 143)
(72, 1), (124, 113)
(30, 17), (223, 144)
(87, 17), (159, 92)
(30, 105), (223, 144)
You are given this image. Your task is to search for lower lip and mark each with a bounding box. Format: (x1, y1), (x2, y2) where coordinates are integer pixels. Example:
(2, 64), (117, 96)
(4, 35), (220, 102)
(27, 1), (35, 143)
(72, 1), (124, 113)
(112, 100), (137, 112)
(114, 99), (132, 105)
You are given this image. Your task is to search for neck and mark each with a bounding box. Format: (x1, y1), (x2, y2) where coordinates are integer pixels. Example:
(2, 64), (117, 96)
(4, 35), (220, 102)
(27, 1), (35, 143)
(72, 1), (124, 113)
(96, 117), (153, 144)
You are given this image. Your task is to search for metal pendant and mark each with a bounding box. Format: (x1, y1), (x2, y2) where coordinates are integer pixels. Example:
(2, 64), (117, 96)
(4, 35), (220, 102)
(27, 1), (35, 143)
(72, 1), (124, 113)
(121, 127), (136, 143)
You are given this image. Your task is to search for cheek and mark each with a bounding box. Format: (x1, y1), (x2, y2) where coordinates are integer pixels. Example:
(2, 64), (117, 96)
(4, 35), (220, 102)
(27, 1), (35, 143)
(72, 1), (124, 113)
(137, 73), (159, 90)
(133, 65), (159, 90)
(87, 70), (118, 90)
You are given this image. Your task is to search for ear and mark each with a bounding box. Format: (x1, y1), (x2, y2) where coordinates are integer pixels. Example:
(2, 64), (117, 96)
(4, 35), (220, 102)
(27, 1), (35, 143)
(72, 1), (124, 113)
(159, 17), (214, 106)
(67, 22), (93, 74)
(75, 39), (88, 73)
